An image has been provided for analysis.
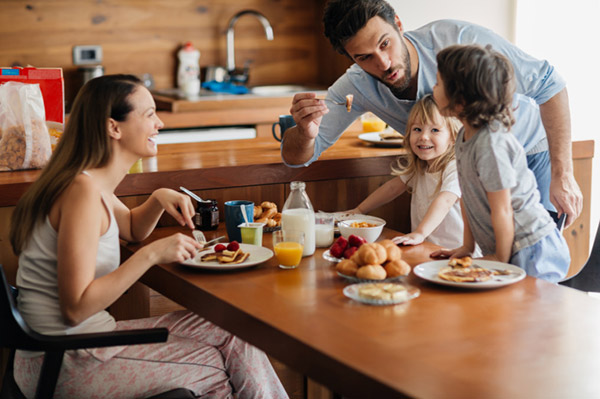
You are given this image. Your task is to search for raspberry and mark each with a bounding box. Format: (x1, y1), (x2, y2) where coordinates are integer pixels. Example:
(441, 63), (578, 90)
(227, 241), (240, 251)
(214, 244), (226, 252)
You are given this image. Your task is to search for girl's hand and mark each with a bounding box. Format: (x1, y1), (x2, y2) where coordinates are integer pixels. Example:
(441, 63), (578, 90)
(393, 232), (425, 246)
(430, 245), (472, 259)
(153, 188), (195, 229)
(143, 233), (202, 265)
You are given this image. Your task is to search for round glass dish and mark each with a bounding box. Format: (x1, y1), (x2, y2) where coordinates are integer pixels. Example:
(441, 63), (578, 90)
(337, 271), (406, 283)
(343, 282), (420, 306)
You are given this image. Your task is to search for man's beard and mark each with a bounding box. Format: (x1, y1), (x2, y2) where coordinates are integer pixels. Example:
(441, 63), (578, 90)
(371, 39), (412, 99)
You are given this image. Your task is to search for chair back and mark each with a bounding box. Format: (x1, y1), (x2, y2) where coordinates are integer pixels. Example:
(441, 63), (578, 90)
(560, 219), (600, 292)
(0, 265), (47, 351)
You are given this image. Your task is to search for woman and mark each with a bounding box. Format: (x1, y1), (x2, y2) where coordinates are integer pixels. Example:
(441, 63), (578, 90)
(10, 74), (287, 398)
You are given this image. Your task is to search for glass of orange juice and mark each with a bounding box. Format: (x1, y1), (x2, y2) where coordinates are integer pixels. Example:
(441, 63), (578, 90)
(361, 112), (386, 132)
(273, 230), (305, 269)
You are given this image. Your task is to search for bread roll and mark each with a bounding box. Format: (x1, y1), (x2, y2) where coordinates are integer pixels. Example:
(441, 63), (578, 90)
(261, 207), (277, 219)
(336, 259), (359, 276)
(356, 264), (387, 280)
(356, 243), (387, 265)
(384, 259), (411, 277)
(261, 201), (277, 210)
(379, 240), (402, 262)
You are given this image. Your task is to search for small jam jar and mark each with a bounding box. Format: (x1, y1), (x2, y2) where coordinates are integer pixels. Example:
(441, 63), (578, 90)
(194, 199), (219, 231)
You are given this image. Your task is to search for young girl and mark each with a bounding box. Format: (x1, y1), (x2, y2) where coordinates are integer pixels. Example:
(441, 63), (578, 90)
(431, 44), (570, 282)
(10, 75), (287, 398)
(349, 94), (469, 250)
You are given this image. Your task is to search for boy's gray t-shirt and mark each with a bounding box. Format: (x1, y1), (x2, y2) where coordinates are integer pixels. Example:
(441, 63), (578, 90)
(455, 124), (555, 255)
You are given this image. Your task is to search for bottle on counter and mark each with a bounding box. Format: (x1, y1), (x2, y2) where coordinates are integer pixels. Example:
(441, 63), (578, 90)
(177, 41), (201, 97)
(281, 181), (315, 257)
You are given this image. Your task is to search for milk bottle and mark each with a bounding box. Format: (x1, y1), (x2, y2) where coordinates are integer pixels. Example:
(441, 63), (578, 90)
(281, 181), (315, 256)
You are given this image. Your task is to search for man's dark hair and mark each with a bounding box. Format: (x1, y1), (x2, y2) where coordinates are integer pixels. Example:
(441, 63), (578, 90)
(323, 0), (397, 57)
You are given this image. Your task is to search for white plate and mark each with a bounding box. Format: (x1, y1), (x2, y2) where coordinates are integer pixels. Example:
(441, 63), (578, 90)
(180, 243), (274, 270)
(337, 271), (406, 284)
(358, 131), (404, 148)
(343, 282), (420, 306)
(413, 259), (526, 289)
(323, 249), (342, 263)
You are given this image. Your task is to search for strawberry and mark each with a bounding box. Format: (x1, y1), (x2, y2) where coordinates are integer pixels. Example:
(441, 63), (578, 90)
(329, 243), (344, 258)
(343, 246), (358, 259)
(214, 244), (227, 252)
(333, 236), (348, 251)
(348, 234), (366, 248)
(227, 241), (240, 251)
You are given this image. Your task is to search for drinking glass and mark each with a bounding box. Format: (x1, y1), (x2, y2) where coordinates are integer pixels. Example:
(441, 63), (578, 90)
(315, 213), (334, 247)
(273, 230), (305, 269)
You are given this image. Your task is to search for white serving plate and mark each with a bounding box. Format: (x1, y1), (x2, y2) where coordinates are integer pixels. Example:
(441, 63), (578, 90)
(413, 260), (526, 289)
(180, 243), (273, 270)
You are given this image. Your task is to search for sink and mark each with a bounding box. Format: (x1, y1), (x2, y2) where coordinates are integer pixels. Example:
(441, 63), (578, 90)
(250, 85), (325, 96)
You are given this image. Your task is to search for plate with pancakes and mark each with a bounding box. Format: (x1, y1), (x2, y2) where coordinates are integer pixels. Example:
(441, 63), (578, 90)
(358, 128), (404, 148)
(181, 243), (273, 270)
(413, 258), (526, 289)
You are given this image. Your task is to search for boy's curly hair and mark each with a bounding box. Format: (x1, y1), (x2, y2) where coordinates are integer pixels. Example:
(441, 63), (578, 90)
(436, 44), (515, 130)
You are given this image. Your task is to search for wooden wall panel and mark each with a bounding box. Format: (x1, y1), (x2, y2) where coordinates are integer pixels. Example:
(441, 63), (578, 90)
(0, 0), (342, 108)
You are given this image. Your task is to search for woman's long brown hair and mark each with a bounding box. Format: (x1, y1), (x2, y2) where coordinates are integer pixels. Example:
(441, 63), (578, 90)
(10, 74), (142, 255)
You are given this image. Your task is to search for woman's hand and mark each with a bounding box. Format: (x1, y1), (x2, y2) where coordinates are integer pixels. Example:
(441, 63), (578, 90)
(430, 245), (472, 259)
(143, 233), (202, 265)
(393, 232), (425, 246)
(153, 188), (196, 229)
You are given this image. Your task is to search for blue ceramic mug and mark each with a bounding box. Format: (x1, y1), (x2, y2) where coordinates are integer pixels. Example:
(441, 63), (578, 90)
(272, 115), (296, 142)
(224, 200), (254, 242)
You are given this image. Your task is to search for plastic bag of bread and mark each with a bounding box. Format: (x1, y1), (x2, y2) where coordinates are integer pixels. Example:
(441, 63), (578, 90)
(0, 82), (51, 171)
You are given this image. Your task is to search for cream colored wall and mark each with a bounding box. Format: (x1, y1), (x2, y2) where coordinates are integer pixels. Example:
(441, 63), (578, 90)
(388, 0), (516, 41)
(515, 0), (599, 248)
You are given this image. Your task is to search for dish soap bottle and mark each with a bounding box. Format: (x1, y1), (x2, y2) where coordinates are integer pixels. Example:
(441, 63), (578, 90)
(282, 181), (315, 256)
(177, 41), (200, 97)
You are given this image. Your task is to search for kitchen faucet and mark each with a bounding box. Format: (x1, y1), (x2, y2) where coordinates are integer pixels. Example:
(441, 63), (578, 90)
(226, 10), (273, 84)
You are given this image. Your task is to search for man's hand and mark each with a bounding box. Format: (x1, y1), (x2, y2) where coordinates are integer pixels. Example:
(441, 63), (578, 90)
(281, 93), (329, 165)
(550, 172), (583, 228)
(290, 92), (329, 139)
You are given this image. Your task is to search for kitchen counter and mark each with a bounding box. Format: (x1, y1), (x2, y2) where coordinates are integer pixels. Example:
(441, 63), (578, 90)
(153, 88), (327, 130)
(0, 125), (402, 207)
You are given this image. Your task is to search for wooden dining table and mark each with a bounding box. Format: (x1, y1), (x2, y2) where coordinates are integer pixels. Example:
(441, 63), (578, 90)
(121, 225), (600, 398)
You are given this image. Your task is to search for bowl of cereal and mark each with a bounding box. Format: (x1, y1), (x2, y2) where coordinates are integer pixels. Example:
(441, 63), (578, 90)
(338, 215), (385, 243)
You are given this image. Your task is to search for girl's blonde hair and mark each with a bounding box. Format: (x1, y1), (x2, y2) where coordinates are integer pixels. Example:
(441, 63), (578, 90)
(391, 94), (461, 193)
(10, 74), (143, 255)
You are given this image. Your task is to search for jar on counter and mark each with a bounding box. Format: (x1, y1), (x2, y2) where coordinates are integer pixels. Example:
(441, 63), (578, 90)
(194, 200), (219, 231)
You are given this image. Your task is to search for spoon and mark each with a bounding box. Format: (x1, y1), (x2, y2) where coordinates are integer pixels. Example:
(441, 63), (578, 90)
(180, 186), (210, 203)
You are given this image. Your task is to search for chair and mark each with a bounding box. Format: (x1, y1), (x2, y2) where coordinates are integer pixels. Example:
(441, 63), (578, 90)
(0, 265), (195, 399)
(559, 219), (600, 292)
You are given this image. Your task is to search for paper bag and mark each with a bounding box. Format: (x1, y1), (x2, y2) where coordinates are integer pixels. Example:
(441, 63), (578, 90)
(0, 81), (52, 171)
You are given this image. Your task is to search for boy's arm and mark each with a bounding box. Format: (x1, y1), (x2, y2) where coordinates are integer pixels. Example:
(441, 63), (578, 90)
(486, 189), (514, 263)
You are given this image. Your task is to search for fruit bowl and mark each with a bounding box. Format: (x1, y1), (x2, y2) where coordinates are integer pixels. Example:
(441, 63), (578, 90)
(338, 216), (385, 243)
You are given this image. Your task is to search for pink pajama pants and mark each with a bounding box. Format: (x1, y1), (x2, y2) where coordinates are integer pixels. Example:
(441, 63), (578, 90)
(14, 310), (288, 399)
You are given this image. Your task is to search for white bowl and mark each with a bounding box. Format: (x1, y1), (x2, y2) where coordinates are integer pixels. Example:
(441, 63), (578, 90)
(338, 216), (385, 243)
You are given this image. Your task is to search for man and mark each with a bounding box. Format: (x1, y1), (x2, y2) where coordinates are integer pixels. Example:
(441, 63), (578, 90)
(281, 0), (582, 227)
